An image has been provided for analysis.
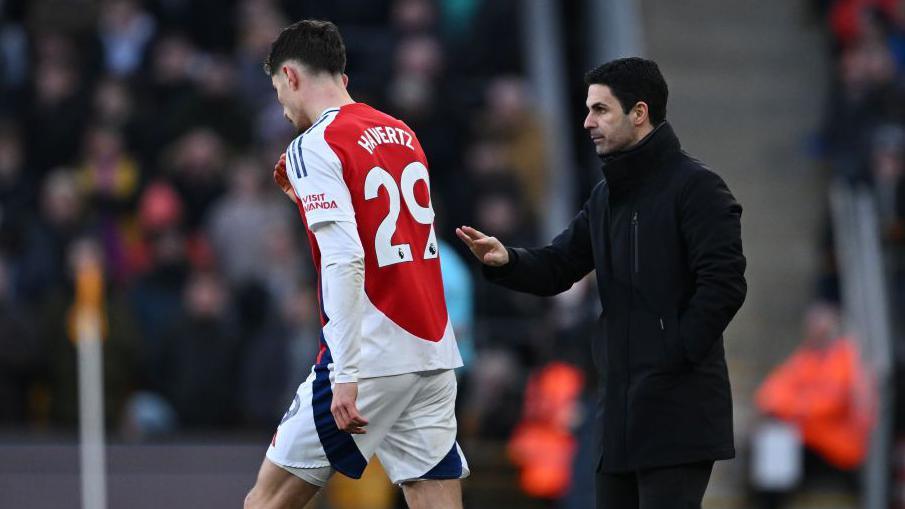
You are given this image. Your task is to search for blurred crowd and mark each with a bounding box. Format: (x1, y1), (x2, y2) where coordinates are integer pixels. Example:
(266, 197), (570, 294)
(813, 0), (905, 305)
(747, 1), (905, 505)
(813, 0), (905, 436)
(0, 0), (595, 453)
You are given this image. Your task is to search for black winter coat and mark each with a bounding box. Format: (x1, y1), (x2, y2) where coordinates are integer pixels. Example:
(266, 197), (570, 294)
(484, 122), (747, 472)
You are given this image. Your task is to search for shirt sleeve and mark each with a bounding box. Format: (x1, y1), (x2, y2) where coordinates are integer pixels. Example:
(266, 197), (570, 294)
(285, 134), (356, 228)
(312, 220), (365, 383)
(483, 194), (595, 296)
(678, 169), (747, 363)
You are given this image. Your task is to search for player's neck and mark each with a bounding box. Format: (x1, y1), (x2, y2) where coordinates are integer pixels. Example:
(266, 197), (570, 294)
(301, 87), (355, 125)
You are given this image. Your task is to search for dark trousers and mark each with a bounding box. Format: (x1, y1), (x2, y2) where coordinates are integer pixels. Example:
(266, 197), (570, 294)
(596, 461), (715, 509)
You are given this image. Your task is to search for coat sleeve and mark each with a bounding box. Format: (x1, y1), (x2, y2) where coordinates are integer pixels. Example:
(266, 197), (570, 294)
(678, 169), (747, 362)
(482, 201), (595, 296)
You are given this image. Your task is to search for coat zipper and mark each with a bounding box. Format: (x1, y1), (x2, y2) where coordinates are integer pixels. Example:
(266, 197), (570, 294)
(631, 211), (639, 273)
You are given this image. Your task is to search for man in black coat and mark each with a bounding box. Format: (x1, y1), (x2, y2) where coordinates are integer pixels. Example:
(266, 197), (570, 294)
(456, 57), (746, 508)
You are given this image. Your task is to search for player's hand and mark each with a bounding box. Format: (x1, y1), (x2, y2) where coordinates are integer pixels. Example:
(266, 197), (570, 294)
(273, 153), (297, 202)
(331, 382), (369, 434)
(455, 225), (509, 266)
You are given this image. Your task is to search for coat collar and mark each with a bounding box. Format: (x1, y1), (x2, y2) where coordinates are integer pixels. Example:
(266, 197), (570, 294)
(600, 121), (681, 194)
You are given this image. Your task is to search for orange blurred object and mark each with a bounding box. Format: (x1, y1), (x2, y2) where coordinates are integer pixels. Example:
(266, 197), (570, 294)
(68, 242), (108, 343)
(755, 336), (875, 470)
(507, 361), (584, 499)
(75, 261), (103, 313)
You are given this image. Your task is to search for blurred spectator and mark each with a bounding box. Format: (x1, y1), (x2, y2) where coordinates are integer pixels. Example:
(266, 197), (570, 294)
(131, 179), (185, 268)
(388, 35), (455, 131)
(92, 77), (140, 150)
(829, 0), (900, 49)
(257, 218), (309, 303)
(163, 128), (227, 231)
(753, 302), (871, 506)
(475, 77), (547, 215)
(236, 280), (321, 428)
(157, 268), (240, 429)
(472, 188), (543, 356)
(275, 282), (322, 391)
(473, 186), (535, 248)
(76, 126), (141, 213)
(0, 18), (28, 115)
(18, 169), (85, 303)
(461, 348), (523, 439)
(0, 121), (34, 256)
(206, 156), (292, 284)
(235, 1), (286, 111)
(97, 0), (156, 77)
(391, 0), (438, 34)
(507, 362), (584, 501)
(24, 57), (90, 175)
(869, 123), (905, 240)
(0, 254), (41, 425)
(75, 126), (142, 282)
(136, 33), (200, 163)
(820, 34), (903, 181)
(183, 55), (253, 147)
(393, 33), (445, 88)
(128, 188), (190, 389)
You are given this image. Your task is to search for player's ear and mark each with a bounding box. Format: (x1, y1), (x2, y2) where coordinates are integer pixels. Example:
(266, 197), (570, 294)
(284, 64), (300, 90)
(632, 101), (649, 127)
(341, 74), (349, 88)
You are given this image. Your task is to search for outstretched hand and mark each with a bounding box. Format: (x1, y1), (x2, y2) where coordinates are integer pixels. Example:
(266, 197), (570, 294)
(273, 153), (297, 202)
(455, 226), (509, 267)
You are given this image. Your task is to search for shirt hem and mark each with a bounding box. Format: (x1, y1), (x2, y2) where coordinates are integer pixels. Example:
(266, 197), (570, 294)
(353, 361), (464, 380)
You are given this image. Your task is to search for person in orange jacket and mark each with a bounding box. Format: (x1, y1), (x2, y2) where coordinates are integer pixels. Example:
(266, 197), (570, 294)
(754, 301), (874, 505)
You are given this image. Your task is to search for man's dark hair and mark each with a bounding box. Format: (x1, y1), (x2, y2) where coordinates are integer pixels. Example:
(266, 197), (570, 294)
(584, 57), (668, 125)
(263, 20), (346, 76)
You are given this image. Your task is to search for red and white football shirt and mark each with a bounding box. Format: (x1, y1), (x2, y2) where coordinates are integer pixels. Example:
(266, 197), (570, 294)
(285, 103), (462, 378)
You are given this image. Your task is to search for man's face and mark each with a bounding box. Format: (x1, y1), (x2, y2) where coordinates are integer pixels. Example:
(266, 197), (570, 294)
(271, 70), (310, 132)
(583, 84), (636, 155)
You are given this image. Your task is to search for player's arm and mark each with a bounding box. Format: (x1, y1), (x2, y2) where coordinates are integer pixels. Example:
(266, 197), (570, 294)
(457, 197), (595, 296)
(313, 220), (369, 434)
(316, 221), (365, 382)
(285, 135), (367, 433)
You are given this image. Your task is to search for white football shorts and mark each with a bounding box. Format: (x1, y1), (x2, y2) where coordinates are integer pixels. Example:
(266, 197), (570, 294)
(266, 367), (469, 486)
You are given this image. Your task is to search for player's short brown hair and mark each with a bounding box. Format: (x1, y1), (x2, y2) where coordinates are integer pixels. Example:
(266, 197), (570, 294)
(264, 19), (346, 76)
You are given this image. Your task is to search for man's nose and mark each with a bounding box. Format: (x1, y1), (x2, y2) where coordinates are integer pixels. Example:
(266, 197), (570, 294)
(583, 113), (594, 129)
